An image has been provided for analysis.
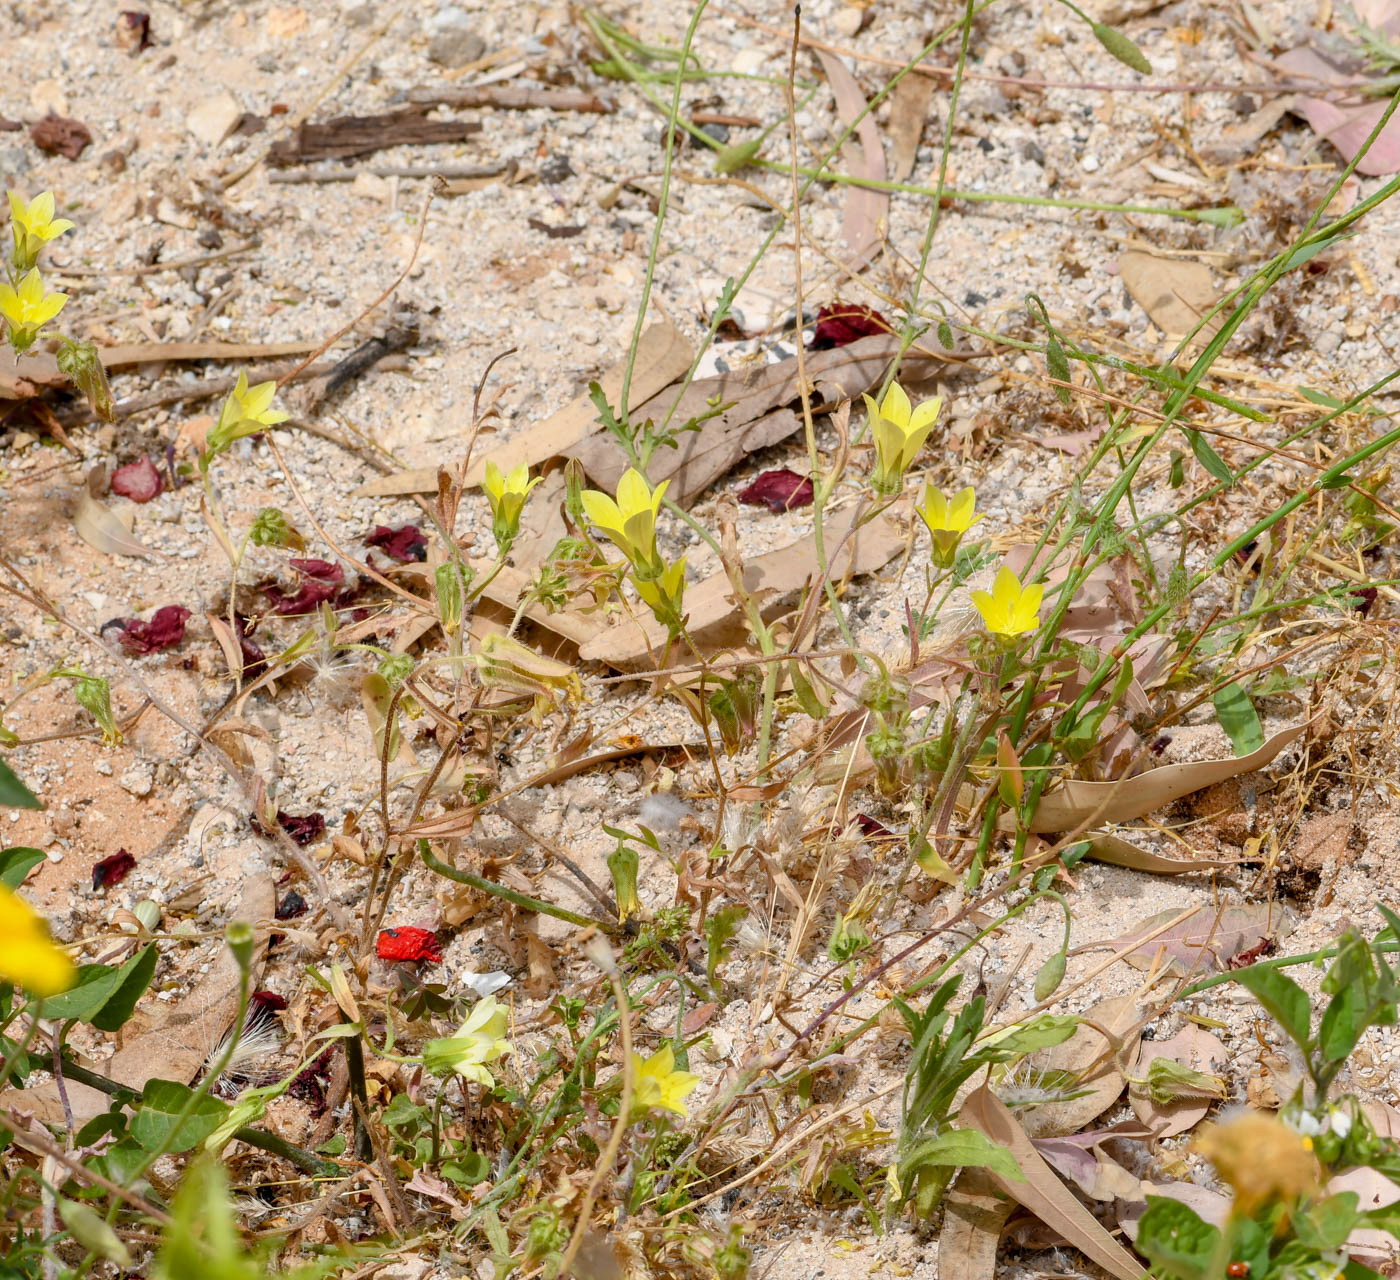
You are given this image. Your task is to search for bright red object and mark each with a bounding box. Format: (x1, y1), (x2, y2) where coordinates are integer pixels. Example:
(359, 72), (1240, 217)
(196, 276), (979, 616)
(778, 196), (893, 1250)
(377, 927), (443, 964)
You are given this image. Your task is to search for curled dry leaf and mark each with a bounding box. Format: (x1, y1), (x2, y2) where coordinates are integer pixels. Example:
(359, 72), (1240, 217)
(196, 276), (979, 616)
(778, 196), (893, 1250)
(815, 51), (888, 271)
(1082, 832), (1238, 876)
(74, 490), (161, 558)
(958, 1084), (1143, 1280)
(1031, 1135), (1144, 1201)
(1021, 720), (1310, 833)
(937, 1168), (1016, 1280)
(1130, 1024), (1228, 1137)
(1119, 1180), (1231, 1243)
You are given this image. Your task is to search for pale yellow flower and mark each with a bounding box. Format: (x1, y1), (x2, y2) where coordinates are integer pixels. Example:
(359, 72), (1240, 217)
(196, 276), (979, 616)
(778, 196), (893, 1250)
(422, 995), (512, 1087)
(0, 268), (66, 353)
(631, 556), (686, 631)
(481, 459), (542, 553)
(629, 1044), (699, 1121)
(916, 485), (983, 568)
(861, 383), (942, 496)
(0, 884), (76, 997)
(8, 190), (74, 271)
(969, 566), (1043, 637)
(205, 371), (289, 461)
(581, 468), (668, 577)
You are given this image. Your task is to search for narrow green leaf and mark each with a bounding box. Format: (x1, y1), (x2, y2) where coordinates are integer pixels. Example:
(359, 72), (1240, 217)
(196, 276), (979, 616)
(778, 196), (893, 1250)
(1186, 427), (1233, 484)
(904, 1128), (1024, 1182)
(0, 759), (41, 810)
(0, 847), (45, 890)
(1213, 681), (1264, 756)
(1318, 983), (1367, 1064)
(1046, 335), (1072, 406)
(1232, 965), (1312, 1051)
(1092, 22), (1152, 73)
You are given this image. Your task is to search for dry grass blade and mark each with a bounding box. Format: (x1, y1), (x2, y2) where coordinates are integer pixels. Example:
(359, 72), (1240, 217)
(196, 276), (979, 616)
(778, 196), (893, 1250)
(958, 1084), (1144, 1280)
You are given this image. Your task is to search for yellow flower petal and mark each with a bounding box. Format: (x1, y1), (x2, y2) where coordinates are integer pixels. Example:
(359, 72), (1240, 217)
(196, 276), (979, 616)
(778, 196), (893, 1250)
(0, 885), (76, 997)
(879, 381), (912, 429)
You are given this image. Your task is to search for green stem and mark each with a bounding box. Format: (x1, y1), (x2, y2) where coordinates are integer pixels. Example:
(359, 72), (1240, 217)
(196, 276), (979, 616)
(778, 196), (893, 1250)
(418, 839), (617, 933)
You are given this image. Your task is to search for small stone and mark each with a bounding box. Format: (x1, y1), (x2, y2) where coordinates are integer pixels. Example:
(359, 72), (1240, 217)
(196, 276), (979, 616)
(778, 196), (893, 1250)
(186, 92), (243, 148)
(1021, 140), (1045, 165)
(340, 0), (375, 25)
(0, 146), (31, 178)
(1080, 153), (1101, 172)
(832, 6), (865, 37)
(30, 78), (68, 116)
(731, 48), (767, 74)
(427, 8), (485, 67)
(93, 758), (114, 777)
(350, 171), (391, 202)
(539, 152), (573, 183)
(119, 762), (155, 798)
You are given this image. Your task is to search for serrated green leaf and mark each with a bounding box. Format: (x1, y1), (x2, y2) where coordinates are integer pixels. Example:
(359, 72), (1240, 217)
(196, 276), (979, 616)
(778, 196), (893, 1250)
(1213, 681), (1263, 756)
(1092, 22), (1152, 74)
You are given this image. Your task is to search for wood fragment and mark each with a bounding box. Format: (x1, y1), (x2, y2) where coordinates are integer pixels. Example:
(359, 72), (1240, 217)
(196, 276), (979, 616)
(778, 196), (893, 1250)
(267, 161), (513, 185)
(266, 109), (482, 166)
(406, 84), (614, 113)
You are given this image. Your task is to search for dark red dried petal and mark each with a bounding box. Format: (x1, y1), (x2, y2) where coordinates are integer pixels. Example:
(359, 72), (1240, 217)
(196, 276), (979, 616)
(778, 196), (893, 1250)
(118, 605), (191, 654)
(288, 558), (343, 582)
(251, 810), (325, 846)
(365, 524), (428, 563)
(276, 889), (308, 920)
(92, 849), (136, 891)
(249, 989), (288, 1016)
(110, 457), (163, 502)
(377, 926), (443, 964)
(738, 468), (815, 513)
(116, 11), (153, 52)
(853, 813), (893, 838)
(30, 114), (93, 159)
(1354, 585), (1378, 616)
(809, 304), (890, 350)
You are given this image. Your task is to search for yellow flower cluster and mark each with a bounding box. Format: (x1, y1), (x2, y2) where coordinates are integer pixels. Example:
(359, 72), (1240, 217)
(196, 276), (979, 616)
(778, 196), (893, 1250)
(2, 191), (71, 355)
(582, 468), (686, 631)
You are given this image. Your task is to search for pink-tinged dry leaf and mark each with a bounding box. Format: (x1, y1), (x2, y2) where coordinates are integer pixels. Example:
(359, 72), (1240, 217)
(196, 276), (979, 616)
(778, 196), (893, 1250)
(958, 1085), (1144, 1280)
(1019, 996), (1143, 1139)
(1031, 1136), (1144, 1201)
(365, 523), (428, 562)
(91, 849), (136, 891)
(739, 468), (815, 512)
(1130, 1024), (1228, 1137)
(118, 605), (191, 654)
(1119, 1181), (1231, 1243)
(1080, 903), (1292, 975)
(110, 456), (164, 502)
(809, 303), (891, 350)
(815, 51), (888, 272)
(1277, 45), (1400, 175)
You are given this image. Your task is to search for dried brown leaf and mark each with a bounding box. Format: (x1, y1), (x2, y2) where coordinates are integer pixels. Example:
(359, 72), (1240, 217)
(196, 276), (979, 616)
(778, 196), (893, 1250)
(815, 51), (888, 270)
(1021, 720), (1309, 832)
(1118, 251), (1222, 345)
(887, 73), (935, 182)
(1083, 832), (1238, 875)
(958, 1085), (1143, 1280)
(1130, 1024), (1227, 1137)
(1019, 995), (1143, 1139)
(73, 490), (161, 558)
(1082, 902), (1293, 974)
(937, 1168), (1015, 1280)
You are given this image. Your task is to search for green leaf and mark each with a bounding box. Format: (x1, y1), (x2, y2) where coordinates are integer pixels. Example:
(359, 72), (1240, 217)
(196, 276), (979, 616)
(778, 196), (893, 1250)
(1136, 1196), (1220, 1280)
(1318, 982), (1368, 1064)
(713, 139), (761, 174)
(1213, 681), (1264, 756)
(40, 945), (156, 1031)
(1091, 22), (1152, 74)
(1298, 385), (1346, 409)
(1186, 427), (1233, 485)
(1295, 1192), (1361, 1250)
(902, 1128), (1024, 1182)
(130, 1080), (230, 1154)
(0, 759), (41, 810)
(975, 1014), (1078, 1061)
(1145, 1057), (1227, 1105)
(936, 319), (954, 350)
(1233, 965), (1312, 1051)
(1046, 335), (1072, 406)
(1282, 232), (1353, 273)
(0, 847), (45, 890)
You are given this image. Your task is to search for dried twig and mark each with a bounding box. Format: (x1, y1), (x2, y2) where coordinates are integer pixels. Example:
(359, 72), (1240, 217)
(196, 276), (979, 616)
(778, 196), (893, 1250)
(406, 84), (614, 112)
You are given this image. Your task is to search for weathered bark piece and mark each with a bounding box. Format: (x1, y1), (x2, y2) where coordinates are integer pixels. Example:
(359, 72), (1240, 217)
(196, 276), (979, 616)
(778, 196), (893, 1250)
(267, 109), (482, 166)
